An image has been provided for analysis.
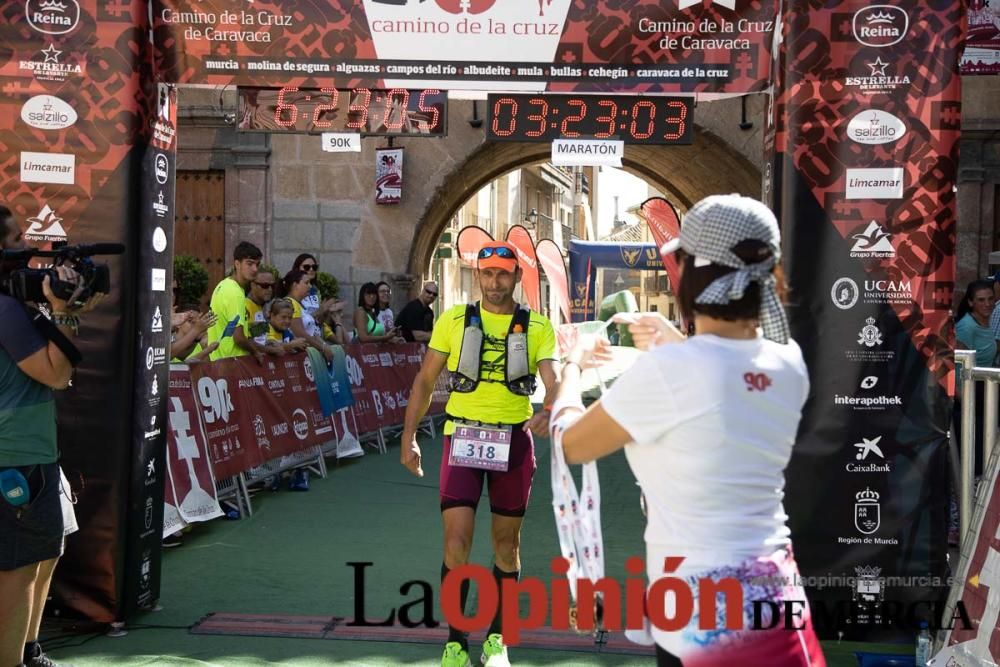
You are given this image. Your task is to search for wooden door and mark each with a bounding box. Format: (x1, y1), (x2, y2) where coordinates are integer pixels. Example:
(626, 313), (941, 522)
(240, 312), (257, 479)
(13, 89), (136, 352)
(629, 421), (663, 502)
(174, 170), (226, 305)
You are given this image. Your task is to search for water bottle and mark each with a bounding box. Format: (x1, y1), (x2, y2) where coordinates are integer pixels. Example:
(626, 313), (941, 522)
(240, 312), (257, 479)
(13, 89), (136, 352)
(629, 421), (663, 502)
(915, 621), (931, 667)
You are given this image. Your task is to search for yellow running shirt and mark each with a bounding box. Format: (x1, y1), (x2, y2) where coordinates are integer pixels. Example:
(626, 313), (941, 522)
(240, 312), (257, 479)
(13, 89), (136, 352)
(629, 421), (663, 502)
(207, 277), (249, 360)
(429, 303), (557, 432)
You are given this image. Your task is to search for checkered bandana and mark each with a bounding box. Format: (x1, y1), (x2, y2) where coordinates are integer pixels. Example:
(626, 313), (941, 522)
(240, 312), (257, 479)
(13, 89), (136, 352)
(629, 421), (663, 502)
(664, 194), (790, 344)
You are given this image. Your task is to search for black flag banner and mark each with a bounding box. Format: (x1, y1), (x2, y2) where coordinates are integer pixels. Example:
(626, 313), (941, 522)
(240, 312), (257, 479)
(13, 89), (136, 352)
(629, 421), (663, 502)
(766, 0), (963, 640)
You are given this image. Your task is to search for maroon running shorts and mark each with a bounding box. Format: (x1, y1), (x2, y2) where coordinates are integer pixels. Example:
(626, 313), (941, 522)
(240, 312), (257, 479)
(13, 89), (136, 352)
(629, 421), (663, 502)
(439, 423), (536, 517)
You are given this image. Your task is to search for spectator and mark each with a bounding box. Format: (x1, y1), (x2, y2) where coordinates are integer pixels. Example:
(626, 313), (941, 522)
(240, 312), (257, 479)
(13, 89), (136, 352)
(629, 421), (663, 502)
(396, 281), (438, 343)
(375, 281), (395, 331)
(291, 254), (321, 317)
(354, 282), (401, 343)
(955, 278), (996, 478)
(207, 242), (267, 362)
(316, 299), (349, 346)
(956, 279), (997, 367)
(266, 299), (308, 354)
(0, 204), (104, 667)
(282, 270), (333, 362)
(245, 270), (280, 354)
(171, 310), (217, 363)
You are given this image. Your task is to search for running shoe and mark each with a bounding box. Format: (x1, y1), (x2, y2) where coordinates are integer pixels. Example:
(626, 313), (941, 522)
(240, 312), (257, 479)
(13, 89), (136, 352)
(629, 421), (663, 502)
(26, 651), (76, 667)
(480, 633), (510, 666)
(441, 641), (471, 667)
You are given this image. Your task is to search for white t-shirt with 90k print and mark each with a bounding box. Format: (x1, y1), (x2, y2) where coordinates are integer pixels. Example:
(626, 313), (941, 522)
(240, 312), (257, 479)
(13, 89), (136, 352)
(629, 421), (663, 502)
(600, 334), (809, 578)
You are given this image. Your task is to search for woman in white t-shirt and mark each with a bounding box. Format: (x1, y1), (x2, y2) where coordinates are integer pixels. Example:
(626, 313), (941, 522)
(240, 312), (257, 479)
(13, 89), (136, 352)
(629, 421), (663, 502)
(550, 195), (825, 667)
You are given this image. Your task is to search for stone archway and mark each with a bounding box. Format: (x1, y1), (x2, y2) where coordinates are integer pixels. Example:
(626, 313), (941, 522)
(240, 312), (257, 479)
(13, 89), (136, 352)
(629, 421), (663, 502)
(407, 129), (762, 278)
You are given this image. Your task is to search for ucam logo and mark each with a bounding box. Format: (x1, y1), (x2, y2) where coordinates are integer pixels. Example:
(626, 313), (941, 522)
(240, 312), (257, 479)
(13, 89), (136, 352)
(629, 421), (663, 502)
(831, 278), (859, 310)
(847, 110), (905, 145)
(26, 0), (81, 35)
(21, 95), (77, 130)
(852, 5), (907, 47)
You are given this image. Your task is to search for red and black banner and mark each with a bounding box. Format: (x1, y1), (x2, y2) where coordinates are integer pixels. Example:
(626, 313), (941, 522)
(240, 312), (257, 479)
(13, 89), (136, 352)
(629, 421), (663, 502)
(1, 0), (162, 622)
(767, 1), (963, 640)
(151, 0), (778, 93)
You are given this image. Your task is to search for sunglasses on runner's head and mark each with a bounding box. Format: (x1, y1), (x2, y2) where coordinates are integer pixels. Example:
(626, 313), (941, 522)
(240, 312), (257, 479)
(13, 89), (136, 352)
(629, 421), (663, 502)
(478, 246), (516, 260)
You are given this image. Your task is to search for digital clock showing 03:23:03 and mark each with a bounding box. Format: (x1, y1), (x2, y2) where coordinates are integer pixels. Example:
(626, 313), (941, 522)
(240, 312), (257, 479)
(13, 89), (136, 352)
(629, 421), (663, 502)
(486, 93), (694, 145)
(236, 87), (448, 136)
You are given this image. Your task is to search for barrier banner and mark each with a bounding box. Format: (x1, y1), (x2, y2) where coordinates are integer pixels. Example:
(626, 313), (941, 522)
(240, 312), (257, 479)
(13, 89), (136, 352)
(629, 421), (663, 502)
(150, 0), (778, 93)
(933, 444), (1000, 664)
(0, 0), (159, 623)
(344, 344), (424, 434)
(767, 1), (962, 640)
(637, 197), (683, 308)
(188, 355), (333, 479)
(535, 239), (571, 324)
(166, 366), (223, 528)
(962, 0), (1000, 74)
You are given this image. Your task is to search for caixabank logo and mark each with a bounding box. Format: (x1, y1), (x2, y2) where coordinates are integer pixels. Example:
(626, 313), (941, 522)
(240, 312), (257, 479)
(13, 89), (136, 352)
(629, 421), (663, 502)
(26, 0), (81, 35)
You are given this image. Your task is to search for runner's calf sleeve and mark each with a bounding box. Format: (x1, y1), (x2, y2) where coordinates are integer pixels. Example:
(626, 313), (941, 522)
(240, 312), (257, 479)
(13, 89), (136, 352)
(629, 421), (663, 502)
(441, 563), (470, 650)
(489, 564), (520, 637)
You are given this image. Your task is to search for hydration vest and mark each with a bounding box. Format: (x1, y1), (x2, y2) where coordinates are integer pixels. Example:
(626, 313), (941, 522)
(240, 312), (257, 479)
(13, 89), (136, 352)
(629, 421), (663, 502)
(448, 302), (537, 397)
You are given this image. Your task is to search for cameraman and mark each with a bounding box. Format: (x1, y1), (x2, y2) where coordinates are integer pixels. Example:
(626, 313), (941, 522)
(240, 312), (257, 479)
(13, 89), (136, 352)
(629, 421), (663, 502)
(0, 205), (103, 667)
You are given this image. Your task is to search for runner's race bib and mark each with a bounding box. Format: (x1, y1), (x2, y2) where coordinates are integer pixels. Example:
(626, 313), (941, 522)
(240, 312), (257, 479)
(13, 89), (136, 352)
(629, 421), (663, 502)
(449, 424), (511, 472)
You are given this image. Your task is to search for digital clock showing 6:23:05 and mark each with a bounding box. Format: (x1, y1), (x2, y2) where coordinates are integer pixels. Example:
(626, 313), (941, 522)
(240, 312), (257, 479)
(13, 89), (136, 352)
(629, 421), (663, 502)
(486, 93), (693, 145)
(237, 87), (448, 136)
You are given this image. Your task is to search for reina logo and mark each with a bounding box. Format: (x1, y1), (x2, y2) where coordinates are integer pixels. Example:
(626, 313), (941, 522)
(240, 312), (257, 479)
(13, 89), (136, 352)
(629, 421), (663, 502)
(846, 110), (905, 145)
(26, 0), (81, 36)
(852, 5), (908, 47)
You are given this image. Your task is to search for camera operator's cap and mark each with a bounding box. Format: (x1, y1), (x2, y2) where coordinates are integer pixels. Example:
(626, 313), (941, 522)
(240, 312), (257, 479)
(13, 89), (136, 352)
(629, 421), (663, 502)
(477, 241), (519, 272)
(661, 193), (789, 344)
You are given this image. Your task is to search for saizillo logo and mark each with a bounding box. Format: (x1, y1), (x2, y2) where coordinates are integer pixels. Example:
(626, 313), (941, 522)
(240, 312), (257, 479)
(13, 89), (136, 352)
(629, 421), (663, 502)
(26, 0), (81, 35)
(21, 95), (77, 130)
(847, 110), (905, 145)
(25, 204), (67, 242)
(852, 6), (907, 47)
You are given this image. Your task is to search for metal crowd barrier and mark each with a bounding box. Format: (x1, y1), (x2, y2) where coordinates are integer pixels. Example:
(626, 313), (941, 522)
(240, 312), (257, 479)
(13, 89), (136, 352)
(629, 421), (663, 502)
(954, 349), (999, 544)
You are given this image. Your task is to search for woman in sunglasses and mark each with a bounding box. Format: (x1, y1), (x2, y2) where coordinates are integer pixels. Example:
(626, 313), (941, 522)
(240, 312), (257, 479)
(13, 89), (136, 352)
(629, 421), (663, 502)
(292, 254), (321, 317)
(354, 282), (403, 344)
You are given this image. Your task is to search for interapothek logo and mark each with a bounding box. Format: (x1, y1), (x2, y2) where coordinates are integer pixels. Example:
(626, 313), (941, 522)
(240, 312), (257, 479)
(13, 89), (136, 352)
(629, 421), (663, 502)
(852, 5), (908, 47)
(26, 0), (81, 35)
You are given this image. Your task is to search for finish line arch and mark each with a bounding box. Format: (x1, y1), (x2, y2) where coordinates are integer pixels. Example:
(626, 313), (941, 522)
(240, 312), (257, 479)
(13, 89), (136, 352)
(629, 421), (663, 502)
(406, 129), (760, 279)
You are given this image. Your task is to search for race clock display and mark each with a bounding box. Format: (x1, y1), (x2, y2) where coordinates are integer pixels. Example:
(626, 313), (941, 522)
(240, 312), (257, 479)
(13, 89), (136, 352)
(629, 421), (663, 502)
(237, 87), (447, 136)
(486, 93), (693, 145)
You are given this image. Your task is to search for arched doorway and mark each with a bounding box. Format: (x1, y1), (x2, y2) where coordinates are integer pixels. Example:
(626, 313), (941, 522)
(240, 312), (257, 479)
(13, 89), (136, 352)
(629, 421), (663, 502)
(407, 129), (761, 277)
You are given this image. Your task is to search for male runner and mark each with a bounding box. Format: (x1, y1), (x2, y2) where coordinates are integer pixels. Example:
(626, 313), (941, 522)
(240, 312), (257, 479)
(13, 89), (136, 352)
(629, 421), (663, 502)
(401, 241), (558, 667)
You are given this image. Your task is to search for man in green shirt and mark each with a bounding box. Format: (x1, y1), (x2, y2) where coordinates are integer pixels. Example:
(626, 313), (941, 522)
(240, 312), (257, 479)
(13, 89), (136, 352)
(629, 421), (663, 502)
(0, 205), (103, 667)
(207, 241), (267, 362)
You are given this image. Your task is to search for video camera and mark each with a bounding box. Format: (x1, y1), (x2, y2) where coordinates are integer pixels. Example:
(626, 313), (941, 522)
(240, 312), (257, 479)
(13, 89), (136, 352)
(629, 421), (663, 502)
(0, 242), (124, 307)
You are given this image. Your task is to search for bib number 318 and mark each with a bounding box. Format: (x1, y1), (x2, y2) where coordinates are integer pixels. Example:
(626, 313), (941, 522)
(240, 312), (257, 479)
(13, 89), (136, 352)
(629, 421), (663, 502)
(450, 424), (512, 472)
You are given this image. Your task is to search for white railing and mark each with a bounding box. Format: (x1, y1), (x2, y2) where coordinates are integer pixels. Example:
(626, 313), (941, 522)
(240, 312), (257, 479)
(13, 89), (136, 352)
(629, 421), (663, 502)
(955, 349), (999, 543)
